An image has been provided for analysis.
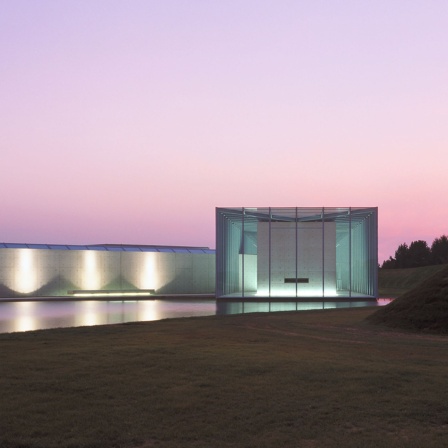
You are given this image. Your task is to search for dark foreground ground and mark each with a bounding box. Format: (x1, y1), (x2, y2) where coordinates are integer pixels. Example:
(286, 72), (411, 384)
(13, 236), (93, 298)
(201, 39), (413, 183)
(1, 307), (448, 448)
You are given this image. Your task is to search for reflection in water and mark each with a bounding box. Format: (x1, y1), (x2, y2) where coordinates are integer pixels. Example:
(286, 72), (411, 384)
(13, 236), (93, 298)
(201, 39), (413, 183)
(0, 298), (393, 334)
(15, 301), (36, 332)
(216, 299), (388, 315)
(138, 300), (159, 322)
(76, 301), (101, 327)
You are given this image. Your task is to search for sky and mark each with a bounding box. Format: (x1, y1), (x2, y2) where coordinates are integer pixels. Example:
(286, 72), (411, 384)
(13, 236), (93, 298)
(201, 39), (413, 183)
(1, 0), (448, 263)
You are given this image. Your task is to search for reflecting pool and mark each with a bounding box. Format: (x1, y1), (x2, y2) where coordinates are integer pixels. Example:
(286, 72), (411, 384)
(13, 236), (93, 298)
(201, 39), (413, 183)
(0, 298), (392, 334)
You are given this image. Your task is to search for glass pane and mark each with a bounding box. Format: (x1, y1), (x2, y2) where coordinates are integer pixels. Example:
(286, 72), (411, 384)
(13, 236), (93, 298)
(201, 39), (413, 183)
(216, 206), (377, 299)
(296, 208), (324, 298)
(241, 208), (258, 297)
(268, 208), (298, 298)
(216, 207), (243, 297)
(335, 208), (351, 297)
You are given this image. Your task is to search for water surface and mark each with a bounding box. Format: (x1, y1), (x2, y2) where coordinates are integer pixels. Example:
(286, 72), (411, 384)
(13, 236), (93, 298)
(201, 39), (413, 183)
(0, 298), (392, 334)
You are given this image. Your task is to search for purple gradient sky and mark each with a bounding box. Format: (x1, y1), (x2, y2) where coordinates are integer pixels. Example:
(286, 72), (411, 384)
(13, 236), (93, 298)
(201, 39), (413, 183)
(1, 1), (448, 262)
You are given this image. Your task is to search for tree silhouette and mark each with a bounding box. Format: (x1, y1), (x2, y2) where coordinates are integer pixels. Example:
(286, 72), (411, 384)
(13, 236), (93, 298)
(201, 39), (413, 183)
(394, 243), (409, 268)
(381, 256), (396, 269)
(431, 235), (448, 264)
(381, 235), (448, 269)
(407, 240), (431, 267)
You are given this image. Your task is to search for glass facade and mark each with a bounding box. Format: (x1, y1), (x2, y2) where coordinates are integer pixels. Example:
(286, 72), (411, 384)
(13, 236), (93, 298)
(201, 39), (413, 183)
(216, 207), (378, 299)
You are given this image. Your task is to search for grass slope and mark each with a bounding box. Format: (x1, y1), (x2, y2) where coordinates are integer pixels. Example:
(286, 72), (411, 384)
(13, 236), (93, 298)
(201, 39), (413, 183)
(369, 265), (448, 333)
(378, 264), (448, 297)
(1, 308), (448, 448)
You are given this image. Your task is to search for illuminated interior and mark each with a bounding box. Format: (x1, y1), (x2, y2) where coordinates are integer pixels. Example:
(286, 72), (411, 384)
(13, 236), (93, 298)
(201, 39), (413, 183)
(216, 207), (378, 299)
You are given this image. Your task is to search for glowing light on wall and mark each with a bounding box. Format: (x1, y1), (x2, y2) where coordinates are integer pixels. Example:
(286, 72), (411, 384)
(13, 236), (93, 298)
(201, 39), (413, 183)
(139, 253), (158, 290)
(82, 251), (101, 290)
(15, 249), (38, 293)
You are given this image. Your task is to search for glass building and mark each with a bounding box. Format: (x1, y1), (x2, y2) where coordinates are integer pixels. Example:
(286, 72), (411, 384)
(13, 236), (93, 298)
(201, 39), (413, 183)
(216, 207), (378, 299)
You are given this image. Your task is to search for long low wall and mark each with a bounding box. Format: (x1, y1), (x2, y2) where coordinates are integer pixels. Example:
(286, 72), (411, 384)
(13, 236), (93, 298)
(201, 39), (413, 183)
(0, 248), (215, 298)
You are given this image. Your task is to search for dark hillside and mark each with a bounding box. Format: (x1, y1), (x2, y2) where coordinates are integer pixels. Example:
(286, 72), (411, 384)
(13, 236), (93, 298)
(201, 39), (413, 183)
(378, 264), (447, 297)
(368, 264), (448, 333)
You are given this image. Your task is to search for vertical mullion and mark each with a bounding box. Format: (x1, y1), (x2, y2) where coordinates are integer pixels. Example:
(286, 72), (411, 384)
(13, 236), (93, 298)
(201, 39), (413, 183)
(269, 207), (271, 298)
(242, 207), (245, 299)
(295, 207), (298, 298)
(349, 207), (352, 299)
(322, 207), (325, 297)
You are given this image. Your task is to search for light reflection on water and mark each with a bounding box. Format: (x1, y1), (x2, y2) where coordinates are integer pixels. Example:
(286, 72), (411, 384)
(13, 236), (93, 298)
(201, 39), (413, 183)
(0, 299), (393, 334)
(216, 299), (391, 315)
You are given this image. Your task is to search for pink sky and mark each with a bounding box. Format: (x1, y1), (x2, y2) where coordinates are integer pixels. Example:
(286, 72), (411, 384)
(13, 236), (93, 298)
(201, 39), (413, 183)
(1, 1), (448, 263)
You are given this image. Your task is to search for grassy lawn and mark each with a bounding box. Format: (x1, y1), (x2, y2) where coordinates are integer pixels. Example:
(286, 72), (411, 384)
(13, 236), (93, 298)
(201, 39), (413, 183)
(1, 308), (448, 448)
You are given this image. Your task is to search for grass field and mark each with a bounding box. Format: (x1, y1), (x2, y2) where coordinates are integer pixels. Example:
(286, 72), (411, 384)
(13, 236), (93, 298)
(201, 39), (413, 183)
(1, 307), (448, 448)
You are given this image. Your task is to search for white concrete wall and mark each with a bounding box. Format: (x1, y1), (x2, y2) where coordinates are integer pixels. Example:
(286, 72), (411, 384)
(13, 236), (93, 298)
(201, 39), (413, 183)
(257, 222), (336, 296)
(0, 248), (215, 298)
(238, 254), (257, 292)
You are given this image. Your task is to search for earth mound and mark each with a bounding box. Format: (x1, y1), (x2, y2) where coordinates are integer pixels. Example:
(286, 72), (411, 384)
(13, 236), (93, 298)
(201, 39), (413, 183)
(367, 265), (448, 333)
